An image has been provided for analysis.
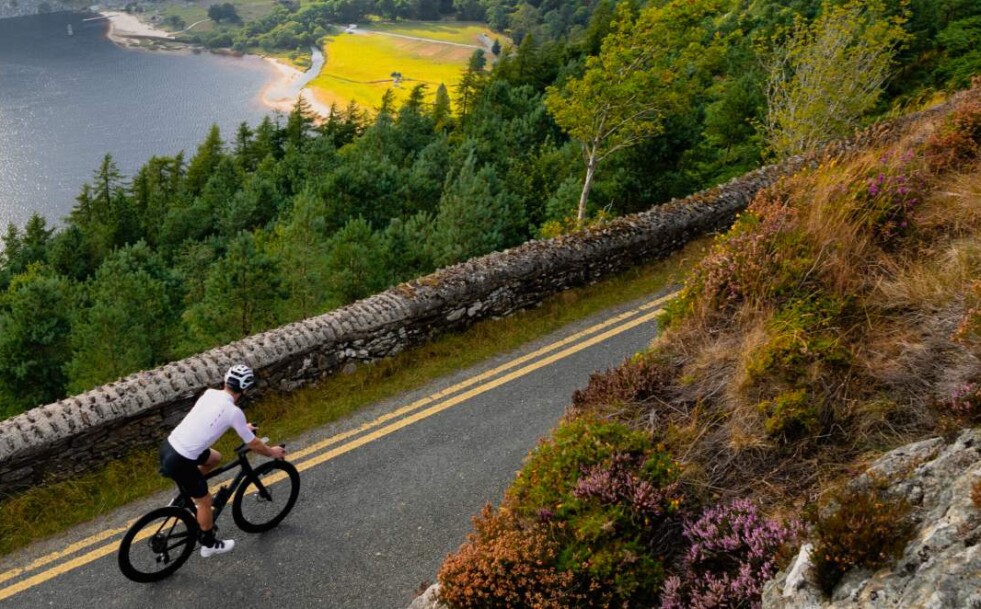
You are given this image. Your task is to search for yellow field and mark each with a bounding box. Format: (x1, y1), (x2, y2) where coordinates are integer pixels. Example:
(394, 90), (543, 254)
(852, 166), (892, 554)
(309, 22), (500, 113)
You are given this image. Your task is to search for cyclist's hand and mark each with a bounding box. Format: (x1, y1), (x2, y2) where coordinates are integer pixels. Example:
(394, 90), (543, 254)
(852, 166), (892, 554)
(248, 423), (258, 433)
(269, 445), (287, 460)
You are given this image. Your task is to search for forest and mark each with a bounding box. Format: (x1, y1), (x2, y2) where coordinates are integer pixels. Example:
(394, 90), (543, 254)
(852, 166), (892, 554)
(1, 0), (979, 417)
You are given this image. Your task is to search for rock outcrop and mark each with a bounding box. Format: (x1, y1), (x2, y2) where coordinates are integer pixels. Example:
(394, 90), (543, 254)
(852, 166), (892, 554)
(763, 429), (981, 609)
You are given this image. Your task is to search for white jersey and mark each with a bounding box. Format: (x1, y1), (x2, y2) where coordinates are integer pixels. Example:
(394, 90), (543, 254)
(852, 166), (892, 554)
(167, 388), (255, 459)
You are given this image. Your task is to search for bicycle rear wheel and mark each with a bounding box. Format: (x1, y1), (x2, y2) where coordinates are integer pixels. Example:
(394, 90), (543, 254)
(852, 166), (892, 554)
(232, 460), (300, 533)
(118, 506), (198, 583)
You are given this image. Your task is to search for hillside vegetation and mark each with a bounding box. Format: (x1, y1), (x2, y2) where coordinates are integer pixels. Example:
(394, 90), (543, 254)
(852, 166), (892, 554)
(435, 81), (981, 609)
(2, 0), (979, 418)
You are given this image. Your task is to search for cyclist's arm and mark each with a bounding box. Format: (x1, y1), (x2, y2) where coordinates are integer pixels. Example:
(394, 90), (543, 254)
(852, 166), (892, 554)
(247, 436), (286, 459)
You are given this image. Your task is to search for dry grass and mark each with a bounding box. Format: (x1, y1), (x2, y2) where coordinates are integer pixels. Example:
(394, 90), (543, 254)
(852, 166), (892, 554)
(605, 89), (981, 514)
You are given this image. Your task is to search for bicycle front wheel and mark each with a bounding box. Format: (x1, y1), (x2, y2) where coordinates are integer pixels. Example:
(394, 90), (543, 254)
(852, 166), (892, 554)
(118, 506), (198, 583)
(232, 460), (300, 533)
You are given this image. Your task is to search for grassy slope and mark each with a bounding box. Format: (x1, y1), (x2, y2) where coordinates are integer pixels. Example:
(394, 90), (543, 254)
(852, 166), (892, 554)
(571, 86), (981, 511)
(433, 81), (981, 609)
(155, 0), (278, 34)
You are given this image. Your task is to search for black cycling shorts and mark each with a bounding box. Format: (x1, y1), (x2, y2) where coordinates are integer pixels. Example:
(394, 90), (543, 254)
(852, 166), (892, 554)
(159, 439), (212, 499)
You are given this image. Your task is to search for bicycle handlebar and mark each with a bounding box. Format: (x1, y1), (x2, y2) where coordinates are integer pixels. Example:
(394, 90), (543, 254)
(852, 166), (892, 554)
(233, 437), (286, 458)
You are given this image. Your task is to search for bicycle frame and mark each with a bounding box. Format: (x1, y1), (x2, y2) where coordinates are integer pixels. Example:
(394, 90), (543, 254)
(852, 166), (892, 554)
(176, 443), (269, 522)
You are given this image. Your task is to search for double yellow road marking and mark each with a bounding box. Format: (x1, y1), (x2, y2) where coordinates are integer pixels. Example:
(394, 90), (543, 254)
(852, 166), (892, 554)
(0, 292), (672, 602)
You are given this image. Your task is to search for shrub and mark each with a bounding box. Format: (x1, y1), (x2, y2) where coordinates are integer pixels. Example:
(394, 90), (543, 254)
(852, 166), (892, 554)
(954, 281), (981, 348)
(947, 383), (981, 421)
(757, 388), (821, 441)
(972, 478), (981, 509)
(809, 483), (915, 596)
(745, 295), (852, 441)
(438, 504), (576, 609)
(441, 416), (685, 608)
(659, 499), (802, 609)
(675, 191), (814, 318)
(570, 353), (675, 417)
(850, 150), (926, 247)
(925, 87), (981, 172)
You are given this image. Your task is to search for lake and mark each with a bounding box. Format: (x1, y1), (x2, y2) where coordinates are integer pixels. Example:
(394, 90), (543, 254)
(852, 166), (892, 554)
(0, 11), (283, 231)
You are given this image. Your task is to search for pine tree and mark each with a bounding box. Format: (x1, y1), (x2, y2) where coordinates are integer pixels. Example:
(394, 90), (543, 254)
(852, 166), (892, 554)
(324, 217), (388, 306)
(67, 243), (174, 392)
(0, 264), (73, 415)
(182, 231), (283, 350)
(430, 151), (523, 267)
(185, 124), (225, 197)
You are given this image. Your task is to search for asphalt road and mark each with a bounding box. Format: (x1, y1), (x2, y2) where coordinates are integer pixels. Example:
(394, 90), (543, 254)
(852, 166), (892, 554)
(0, 290), (672, 609)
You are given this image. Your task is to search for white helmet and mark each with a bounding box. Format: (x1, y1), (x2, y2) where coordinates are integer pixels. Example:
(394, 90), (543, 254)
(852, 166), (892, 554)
(224, 364), (255, 393)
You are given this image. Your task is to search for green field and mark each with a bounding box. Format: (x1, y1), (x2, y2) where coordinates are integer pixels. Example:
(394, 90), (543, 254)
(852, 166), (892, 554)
(310, 22), (499, 112)
(154, 0), (278, 33)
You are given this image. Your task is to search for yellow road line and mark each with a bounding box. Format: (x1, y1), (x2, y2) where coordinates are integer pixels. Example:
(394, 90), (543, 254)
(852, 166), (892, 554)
(285, 292), (673, 463)
(279, 308), (664, 481)
(0, 298), (670, 601)
(0, 526), (128, 587)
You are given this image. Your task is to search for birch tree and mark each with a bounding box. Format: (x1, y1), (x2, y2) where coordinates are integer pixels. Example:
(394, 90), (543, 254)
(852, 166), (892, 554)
(764, 0), (909, 160)
(545, 0), (719, 225)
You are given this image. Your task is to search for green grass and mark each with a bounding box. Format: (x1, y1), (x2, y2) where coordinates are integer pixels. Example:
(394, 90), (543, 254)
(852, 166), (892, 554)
(155, 0), (278, 33)
(0, 237), (711, 557)
(310, 21), (498, 111)
(371, 21), (499, 46)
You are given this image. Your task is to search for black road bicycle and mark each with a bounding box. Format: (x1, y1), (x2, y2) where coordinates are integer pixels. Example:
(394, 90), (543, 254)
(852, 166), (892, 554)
(117, 439), (300, 583)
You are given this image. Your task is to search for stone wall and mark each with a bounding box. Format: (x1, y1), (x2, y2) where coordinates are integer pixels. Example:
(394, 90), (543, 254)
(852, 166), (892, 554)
(0, 97), (959, 498)
(0, 166), (780, 497)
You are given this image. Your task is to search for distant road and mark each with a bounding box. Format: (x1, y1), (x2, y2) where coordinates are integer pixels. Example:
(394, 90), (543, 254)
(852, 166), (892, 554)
(361, 29), (483, 50)
(0, 291), (673, 609)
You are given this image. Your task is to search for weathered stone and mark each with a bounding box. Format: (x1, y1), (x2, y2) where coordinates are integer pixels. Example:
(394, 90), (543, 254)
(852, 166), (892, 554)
(763, 428), (981, 609)
(405, 584), (448, 609)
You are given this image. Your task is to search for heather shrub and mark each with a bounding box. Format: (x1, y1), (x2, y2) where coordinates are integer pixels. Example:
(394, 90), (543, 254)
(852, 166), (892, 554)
(849, 150), (926, 247)
(670, 191), (815, 322)
(506, 416), (685, 607)
(659, 499), (802, 609)
(809, 483), (915, 596)
(947, 383), (981, 421)
(570, 352), (676, 417)
(925, 86), (981, 172)
(438, 504), (576, 609)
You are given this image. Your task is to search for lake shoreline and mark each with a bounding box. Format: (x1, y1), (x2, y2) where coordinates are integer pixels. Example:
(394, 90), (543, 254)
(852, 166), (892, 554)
(101, 10), (330, 119)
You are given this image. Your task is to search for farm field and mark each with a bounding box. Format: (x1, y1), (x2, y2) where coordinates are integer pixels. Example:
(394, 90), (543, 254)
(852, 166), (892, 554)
(310, 21), (499, 112)
(154, 0), (279, 33)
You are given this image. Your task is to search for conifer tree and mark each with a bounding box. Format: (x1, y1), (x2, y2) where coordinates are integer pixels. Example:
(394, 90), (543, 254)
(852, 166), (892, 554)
(67, 243), (173, 392)
(430, 151), (523, 267)
(0, 264), (73, 415)
(324, 217), (388, 306)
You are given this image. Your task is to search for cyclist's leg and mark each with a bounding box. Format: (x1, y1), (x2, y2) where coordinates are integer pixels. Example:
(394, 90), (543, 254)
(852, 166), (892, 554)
(193, 492), (214, 532)
(198, 448), (222, 476)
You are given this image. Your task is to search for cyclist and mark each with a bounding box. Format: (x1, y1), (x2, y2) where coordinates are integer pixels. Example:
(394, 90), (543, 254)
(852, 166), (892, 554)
(159, 364), (287, 557)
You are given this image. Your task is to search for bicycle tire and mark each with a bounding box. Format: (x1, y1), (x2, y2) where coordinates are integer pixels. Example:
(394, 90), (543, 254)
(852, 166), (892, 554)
(232, 460), (300, 533)
(118, 506), (198, 583)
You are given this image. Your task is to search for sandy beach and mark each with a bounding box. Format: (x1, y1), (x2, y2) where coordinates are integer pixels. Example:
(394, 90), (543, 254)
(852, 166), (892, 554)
(261, 56), (333, 119)
(102, 11), (175, 46)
